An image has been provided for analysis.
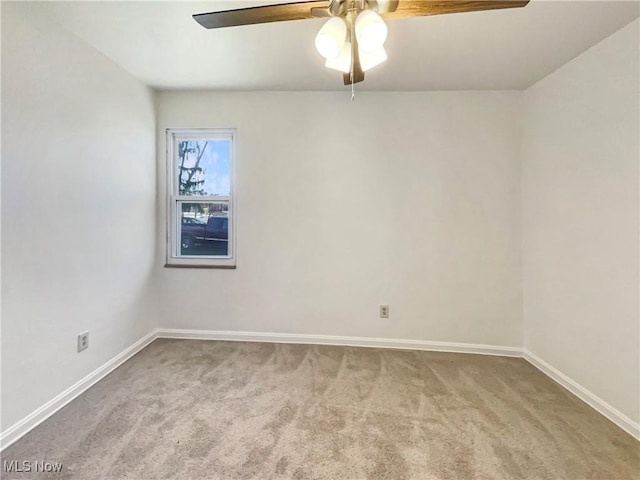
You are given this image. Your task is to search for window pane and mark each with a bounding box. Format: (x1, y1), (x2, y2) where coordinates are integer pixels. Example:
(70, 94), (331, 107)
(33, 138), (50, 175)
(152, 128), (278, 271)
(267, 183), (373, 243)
(179, 202), (229, 257)
(177, 139), (231, 196)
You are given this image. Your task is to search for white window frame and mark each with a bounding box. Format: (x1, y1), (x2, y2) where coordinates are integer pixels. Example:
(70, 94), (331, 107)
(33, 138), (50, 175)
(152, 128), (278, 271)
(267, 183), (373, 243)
(166, 128), (236, 268)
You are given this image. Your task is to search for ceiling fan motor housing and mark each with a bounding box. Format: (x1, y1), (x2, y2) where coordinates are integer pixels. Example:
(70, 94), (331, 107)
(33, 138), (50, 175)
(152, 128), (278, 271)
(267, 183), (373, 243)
(329, 0), (399, 17)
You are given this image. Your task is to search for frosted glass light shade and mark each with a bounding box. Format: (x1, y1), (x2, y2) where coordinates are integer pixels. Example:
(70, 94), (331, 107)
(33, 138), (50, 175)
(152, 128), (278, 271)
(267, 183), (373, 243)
(359, 46), (387, 71)
(315, 17), (347, 59)
(325, 42), (352, 73)
(355, 10), (387, 52)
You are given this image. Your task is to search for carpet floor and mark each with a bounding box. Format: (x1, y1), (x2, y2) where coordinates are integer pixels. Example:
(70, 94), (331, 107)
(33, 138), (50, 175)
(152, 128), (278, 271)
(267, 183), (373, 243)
(2, 339), (638, 479)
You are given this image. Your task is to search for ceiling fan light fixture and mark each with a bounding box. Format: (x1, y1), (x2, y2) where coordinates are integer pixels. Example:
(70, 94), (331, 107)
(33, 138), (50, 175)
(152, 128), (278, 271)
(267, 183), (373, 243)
(315, 17), (347, 59)
(355, 10), (387, 52)
(194, 1), (531, 87)
(359, 46), (387, 71)
(325, 41), (352, 73)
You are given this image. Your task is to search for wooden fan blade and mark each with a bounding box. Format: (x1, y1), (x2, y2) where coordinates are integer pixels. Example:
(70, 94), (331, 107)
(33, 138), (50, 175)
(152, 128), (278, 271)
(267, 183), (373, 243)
(311, 7), (332, 18)
(380, 0), (529, 20)
(194, 1), (329, 29)
(343, 39), (365, 85)
(343, 68), (365, 85)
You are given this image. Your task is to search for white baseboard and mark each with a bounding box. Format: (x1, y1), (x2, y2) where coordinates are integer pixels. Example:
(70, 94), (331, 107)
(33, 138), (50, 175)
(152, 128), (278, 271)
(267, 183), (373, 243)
(0, 329), (158, 452)
(156, 328), (523, 357)
(523, 349), (640, 440)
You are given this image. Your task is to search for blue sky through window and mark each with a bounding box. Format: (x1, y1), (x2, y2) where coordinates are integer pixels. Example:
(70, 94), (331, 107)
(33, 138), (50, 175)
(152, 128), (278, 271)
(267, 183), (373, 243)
(180, 140), (230, 196)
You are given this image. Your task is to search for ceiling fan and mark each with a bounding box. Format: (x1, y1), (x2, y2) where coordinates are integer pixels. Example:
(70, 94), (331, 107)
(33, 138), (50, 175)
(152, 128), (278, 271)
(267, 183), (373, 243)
(194, 0), (529, 86)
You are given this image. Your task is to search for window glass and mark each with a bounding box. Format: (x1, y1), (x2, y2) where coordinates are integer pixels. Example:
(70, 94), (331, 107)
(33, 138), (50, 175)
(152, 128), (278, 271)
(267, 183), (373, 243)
(177, 140), (231, 196)
(167, 129), (235, 267)
(178, 202), (229, 257)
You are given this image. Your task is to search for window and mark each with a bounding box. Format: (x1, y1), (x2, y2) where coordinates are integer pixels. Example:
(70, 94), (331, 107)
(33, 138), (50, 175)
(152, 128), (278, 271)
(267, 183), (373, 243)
(166, 129), (236, 268)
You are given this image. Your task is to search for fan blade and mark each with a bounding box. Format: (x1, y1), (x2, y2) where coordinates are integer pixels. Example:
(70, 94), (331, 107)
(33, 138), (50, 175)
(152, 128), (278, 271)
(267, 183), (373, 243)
(381, 0), (529, 20)
(311, 7), (332, 17)
(343, 39), (365, 85)
(343, 68), (365, 85)
(194, 1), (329, 29)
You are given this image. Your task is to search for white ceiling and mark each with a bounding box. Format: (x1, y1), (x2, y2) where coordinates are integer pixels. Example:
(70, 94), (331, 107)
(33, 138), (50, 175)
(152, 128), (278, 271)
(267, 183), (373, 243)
(47, 0), (639, 91)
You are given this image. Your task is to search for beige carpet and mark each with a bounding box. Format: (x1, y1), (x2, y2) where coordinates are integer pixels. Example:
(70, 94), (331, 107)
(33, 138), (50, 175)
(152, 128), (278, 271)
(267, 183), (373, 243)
(2, 339), (638, 479)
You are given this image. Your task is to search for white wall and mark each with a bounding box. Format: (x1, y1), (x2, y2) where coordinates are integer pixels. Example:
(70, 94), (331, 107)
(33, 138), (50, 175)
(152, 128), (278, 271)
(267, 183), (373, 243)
(156, 91), (523, 347)
(3, 0), (636, 443)
(1, 3), (157, 430)
(523, 19), (639, 424)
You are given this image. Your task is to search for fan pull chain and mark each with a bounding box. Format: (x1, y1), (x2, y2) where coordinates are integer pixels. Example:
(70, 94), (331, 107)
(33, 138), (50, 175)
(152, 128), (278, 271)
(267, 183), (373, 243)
(350, 17), (356, 101)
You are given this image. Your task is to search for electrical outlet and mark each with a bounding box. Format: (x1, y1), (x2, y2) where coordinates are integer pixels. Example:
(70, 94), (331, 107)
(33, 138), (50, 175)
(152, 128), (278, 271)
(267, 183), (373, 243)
(380, 305), (389, 318)
(77, 331), (89, 353)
